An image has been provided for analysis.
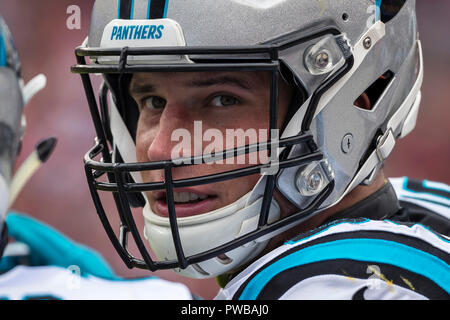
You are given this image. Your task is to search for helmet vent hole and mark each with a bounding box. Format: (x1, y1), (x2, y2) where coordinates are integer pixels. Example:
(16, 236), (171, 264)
(216, 254), (233, 265)
(354, 70), (394, 111)
(379, 0), (407, 23)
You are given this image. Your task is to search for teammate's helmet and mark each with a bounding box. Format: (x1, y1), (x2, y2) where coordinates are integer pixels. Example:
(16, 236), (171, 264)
(0, 16), (25, 254)
(73, 0), (423, 278)
(0, 15), (52, 257)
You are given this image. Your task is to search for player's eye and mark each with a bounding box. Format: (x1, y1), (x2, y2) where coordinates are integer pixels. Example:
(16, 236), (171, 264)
(142, 96), (167, 110)
(211, 95), (239, 108)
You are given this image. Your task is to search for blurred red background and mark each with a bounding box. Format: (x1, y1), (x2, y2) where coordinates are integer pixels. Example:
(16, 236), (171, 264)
(1, 0), (449, 299)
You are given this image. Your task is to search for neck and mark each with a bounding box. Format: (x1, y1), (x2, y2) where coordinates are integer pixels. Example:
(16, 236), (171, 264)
(318, 170), (387, 223)
(266, 170), (387, 252)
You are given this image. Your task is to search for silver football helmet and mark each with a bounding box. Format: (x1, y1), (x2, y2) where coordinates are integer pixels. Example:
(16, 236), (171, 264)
(0, 16), (25, 252)
(73, 0), (423, 278)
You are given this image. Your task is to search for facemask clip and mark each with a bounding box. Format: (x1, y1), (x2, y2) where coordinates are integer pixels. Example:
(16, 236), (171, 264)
(304, 34), (350, 75)
(296, 159), (335, 196)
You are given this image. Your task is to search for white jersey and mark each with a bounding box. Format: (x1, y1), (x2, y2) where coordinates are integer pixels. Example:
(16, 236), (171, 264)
(0, 265), (192, 300)
(215, 178), (450, 300)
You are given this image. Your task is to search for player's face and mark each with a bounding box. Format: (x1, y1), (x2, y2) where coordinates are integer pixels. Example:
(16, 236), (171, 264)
(130, 71), (292, 218)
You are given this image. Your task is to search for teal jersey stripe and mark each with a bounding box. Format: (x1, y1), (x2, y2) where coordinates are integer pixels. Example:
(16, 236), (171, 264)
(238, 238), (450, 300)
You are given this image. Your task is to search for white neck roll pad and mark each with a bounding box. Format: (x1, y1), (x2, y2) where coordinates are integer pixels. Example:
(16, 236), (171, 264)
(142, 192), (280, 278)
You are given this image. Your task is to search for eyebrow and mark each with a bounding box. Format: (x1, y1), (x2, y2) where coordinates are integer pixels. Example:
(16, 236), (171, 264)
(129, 83), (156, 95)
(185, 75), (252, 90)
(130, 74), (255, 96)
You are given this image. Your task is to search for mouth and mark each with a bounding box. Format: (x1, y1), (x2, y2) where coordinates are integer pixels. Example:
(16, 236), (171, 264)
(154, 189), (218, 218)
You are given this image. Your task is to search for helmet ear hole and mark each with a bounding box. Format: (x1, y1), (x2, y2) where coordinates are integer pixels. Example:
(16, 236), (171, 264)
(353, 70), (394, 111)
(354, 92), (371, 110)
(380, 0), (407, 23)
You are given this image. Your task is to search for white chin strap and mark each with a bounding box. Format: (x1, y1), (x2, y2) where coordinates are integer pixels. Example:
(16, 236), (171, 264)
(143, 191), (280, 279)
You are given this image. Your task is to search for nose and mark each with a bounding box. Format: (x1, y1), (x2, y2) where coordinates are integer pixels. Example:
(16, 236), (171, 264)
(146, 103), (193, 162)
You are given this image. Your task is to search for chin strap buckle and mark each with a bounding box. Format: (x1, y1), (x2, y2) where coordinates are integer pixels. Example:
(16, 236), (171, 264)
(376, 129), (396, 163)
(361, 128), (396, 186)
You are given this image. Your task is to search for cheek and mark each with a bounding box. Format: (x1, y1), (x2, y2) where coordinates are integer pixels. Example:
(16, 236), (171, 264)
(135, 138), (147, 163)
(215, 171), (261, 204)
(135, 120), (155, 162)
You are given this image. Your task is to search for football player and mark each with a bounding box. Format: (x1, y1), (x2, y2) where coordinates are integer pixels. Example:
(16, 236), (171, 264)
(0, 14), (192, 300)
(73, 0), (450, 299)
